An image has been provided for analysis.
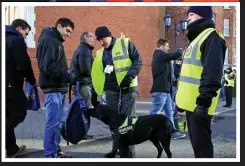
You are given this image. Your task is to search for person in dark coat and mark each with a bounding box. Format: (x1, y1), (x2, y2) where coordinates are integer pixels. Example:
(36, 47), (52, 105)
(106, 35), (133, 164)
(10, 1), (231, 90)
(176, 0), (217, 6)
(6, 19), (36, 158)
(176, 6), (227, 158)
(223, 67), (235, 108)
(70, 31), (96, 109)
(36, 18), (76, 158)
(91, 26), (142, 158)
(148, 39), (185, 138)
(171, 57), (187, 139)
(219, 70), (227, 101)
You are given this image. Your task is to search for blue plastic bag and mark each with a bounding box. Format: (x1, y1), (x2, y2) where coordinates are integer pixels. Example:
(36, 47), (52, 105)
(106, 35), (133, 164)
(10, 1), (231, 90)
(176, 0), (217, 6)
(24, 81), (41, 112)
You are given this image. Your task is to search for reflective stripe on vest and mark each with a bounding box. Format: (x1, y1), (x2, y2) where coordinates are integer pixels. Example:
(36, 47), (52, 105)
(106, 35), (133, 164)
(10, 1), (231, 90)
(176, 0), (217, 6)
(224, 73), (235, 87)
(112, 116), (138, 135)
(91, 37), (138, 95)
(176, 28), (224, 115)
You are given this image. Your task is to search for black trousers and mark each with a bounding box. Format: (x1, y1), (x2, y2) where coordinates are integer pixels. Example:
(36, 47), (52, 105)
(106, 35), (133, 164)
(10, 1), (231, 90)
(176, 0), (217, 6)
(6, 88), (27, 156)
(186, 111), (213, 158)
(106, 90), (137, 158)
(225, 86), (233, 106)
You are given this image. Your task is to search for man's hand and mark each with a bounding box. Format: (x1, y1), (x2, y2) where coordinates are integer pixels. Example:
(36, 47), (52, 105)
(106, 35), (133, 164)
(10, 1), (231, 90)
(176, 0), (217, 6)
(34, 80), (39, 87)
(224, 79), (229, 84)
(120, 76), (133, 93)
(177, 48), (183, 53)
(120, 76), (133, 88)
(194, 106), (209, 121)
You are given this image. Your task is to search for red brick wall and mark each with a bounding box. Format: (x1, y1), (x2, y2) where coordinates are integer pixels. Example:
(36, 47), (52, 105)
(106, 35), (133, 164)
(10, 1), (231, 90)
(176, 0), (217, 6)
(166, 6), (236, 64)
(28, 6), (164, 101)
(28, 6), (236, 102)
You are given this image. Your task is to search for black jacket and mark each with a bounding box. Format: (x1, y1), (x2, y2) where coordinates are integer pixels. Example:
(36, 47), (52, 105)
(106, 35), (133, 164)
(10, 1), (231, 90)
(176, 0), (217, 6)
(151, 48), (182, 93)
(102, 37), (142, 92)
(36, 27), (75, 93)
(186, 19), (227, 108)
(70, 42), (94, 85)
(173, 63), (181, 87)
(6, 25), (36, 91)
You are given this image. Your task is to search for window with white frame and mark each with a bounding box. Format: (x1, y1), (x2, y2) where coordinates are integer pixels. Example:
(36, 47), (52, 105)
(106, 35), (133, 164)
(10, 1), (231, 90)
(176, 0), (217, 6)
(5, 6), (8, 25)
(223, 6), (231, 9)
(224, 47), (229, 65)
(224, 19), (229, 36)
(212, 14), (215, 24)
(234, 47), (236, 65)
(5, 6), (36, 48)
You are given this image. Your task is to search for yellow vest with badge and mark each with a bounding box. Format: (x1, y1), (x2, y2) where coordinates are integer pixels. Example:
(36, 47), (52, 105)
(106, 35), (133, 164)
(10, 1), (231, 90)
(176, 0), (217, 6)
(224, 73), (235, 87)
(111, 116), (138, 135)
(91, 37), (138, 95)
(176, 28), (225, 115)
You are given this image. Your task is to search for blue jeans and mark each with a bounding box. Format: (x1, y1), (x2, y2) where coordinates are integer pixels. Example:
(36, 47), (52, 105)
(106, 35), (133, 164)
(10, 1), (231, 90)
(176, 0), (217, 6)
(148, 92), (176, 130)
(171, 86), (178, 114)
(43, 93), (67, 157)
(220, 81), (226, 100)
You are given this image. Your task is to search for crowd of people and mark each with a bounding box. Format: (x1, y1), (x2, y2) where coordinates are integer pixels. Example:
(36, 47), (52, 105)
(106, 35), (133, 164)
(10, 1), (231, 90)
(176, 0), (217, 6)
(6, 6), (236, 158)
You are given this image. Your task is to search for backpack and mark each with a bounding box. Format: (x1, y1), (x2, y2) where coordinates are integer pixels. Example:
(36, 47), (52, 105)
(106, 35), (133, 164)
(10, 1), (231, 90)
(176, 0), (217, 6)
(24, 81), (41, 112)
(60, 81), (91, 145)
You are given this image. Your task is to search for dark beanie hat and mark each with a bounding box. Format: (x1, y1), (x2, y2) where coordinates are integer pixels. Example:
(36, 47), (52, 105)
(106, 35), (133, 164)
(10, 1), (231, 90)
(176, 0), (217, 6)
(187, 6), (213, 20)
(95, 26), (111, 40)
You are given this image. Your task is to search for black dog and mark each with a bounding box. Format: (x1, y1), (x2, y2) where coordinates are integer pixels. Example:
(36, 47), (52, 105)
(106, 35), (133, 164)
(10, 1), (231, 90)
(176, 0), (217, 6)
(89, 104), (174, 158)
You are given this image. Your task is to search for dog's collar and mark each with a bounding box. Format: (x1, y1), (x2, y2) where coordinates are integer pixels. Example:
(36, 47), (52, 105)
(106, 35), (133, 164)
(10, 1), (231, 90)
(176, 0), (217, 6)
(111, 116), (138, 135)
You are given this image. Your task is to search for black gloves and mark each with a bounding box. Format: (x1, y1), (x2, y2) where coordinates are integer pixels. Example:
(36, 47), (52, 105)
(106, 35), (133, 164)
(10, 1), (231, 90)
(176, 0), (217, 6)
(120, 76), (133, 92)
(224, 79), (229, 84)
(194, 106), (209, 121)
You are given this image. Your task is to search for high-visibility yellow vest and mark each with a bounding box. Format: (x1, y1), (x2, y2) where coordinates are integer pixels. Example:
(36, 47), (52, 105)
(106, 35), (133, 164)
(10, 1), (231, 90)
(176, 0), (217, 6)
(91, 37), (138, 95)
(111, 116), (138, 135)
(176, 28), (225, 115)
(224, 73), (235, 87)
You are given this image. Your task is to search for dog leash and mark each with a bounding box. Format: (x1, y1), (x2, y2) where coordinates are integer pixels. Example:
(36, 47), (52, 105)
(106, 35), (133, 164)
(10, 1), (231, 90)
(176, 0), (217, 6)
(68, 83), (72, 104)
(118, 89), (122, 113)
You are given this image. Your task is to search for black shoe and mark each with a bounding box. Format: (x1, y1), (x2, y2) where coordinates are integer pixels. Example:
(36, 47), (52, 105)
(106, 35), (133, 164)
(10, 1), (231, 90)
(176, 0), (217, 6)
(104, 151), (118, 158)
(84, 135), (93, 140)
(129, 152), (136, 158)
(7, 145), (26, 158)
(223, 105), (228, 107)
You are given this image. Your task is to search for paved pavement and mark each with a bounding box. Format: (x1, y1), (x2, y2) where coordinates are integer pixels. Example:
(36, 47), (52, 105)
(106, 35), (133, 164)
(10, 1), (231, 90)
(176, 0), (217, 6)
(19, 109), (237, 158)
(14, 98), (236, 156)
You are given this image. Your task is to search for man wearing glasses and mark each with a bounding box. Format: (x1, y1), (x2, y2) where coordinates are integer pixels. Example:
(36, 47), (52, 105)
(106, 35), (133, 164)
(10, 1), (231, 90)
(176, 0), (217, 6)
(70, 31), (96, 109)
(6, 19), (37, 158)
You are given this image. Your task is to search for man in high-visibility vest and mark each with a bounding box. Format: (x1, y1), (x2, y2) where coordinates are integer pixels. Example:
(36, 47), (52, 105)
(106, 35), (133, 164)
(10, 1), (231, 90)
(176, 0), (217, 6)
(175, 6), (227, 158)
(223, 67), (235, 108)
(92, 26), (142, 158)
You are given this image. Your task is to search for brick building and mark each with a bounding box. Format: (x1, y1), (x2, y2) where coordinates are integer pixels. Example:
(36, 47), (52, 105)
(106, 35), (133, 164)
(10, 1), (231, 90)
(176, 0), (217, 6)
(165, 6), (237, 68)
(4, 6), (237, 100)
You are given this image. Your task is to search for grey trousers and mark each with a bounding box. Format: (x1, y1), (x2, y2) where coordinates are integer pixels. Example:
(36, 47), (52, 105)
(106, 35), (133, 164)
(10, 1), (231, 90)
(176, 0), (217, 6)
(79, 85), (94, 109)
(106, 90), (137, 158)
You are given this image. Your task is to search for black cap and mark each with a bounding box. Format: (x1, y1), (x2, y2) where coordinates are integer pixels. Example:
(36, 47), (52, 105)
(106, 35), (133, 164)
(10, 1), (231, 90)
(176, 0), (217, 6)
(95, 26), (111, 40)
(187, 6), (213, 20)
